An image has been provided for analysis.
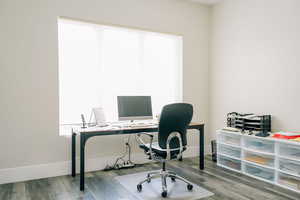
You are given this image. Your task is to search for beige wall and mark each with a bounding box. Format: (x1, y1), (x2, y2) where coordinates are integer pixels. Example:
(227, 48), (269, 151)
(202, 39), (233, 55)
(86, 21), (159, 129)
(210, 0), (300, 136)
(0, 0), (210, 170)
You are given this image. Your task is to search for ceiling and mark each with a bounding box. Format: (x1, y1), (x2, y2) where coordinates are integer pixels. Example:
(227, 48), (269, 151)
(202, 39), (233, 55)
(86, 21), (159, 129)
(189, 0), (223, 5)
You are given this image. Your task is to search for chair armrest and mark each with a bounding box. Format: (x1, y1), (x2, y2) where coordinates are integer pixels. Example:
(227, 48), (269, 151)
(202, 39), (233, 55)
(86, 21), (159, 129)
(136, 133), (154, 159)
(166, 132), (183, 160)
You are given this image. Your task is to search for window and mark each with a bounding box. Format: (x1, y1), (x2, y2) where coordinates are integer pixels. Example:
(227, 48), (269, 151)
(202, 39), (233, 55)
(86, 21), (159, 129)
(58, 18), (183, 135)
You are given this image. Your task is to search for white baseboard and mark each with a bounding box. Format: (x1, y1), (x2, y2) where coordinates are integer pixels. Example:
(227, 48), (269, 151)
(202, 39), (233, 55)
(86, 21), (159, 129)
(0, 146), (208, 185)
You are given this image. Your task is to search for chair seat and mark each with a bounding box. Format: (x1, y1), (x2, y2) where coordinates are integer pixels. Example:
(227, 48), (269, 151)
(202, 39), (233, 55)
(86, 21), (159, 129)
(139, 142), (186, 159)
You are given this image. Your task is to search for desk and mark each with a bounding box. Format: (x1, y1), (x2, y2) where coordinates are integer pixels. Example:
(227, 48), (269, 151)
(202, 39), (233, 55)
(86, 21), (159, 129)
(71, 122), (205, 191)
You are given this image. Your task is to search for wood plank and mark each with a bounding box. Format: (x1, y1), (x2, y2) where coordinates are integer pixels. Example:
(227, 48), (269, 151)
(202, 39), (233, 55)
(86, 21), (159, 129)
(0, 183), (13, 200)
(1, 156), (300, 200)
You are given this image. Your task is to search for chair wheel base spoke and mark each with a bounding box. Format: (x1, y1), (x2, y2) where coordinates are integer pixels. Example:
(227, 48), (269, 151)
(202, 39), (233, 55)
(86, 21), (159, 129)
(147, 174), (151, 183)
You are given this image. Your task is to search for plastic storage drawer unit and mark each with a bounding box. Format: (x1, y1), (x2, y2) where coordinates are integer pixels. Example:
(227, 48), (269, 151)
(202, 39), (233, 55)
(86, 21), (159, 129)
(218, 144), (241, 159)
(218, 132), (241, 147)
(244, 150), (274, 167)
(278, 172), (300, 192)
(244, 137), (274, 153)
(218, 155), (241, 171)
(279, 143), (300, 161)
(279, 158), (300, 176)
(244, 162), (275, 182)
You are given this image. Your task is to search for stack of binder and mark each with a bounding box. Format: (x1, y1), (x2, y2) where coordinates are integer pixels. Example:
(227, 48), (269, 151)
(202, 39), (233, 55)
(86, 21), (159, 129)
(227, 113), (271, 133)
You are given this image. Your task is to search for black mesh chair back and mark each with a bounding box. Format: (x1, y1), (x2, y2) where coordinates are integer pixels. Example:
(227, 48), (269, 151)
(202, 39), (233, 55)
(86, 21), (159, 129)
(158, 103), (193, 150)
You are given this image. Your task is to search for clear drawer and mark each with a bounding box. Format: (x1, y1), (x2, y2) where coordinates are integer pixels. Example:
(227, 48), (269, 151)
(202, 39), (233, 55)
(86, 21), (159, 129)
(218, 132), (241, 146)
(244, 162), (275, 182)
(278, 172), (300, 192)
(244, 150), (274, 167)
(279, 143), (300, 161)
(279, 158), (300, 176)
(218, 144), (241, 159)
(244, 137), (274, 153)
(218, 155), (241, 171)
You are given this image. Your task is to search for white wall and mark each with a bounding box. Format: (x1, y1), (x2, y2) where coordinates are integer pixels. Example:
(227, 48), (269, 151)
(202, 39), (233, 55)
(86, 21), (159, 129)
(210, 0), (300, 136)
(0, 0), (210, 180)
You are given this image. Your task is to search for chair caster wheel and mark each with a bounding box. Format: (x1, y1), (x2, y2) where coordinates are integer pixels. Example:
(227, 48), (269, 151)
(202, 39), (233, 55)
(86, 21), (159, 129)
(171, 177), (176, 182)
(147, 174), (151, 183)
(187, 184), (193, 191)
(137, 184), (142, 192)
(161, 191), (168, 198)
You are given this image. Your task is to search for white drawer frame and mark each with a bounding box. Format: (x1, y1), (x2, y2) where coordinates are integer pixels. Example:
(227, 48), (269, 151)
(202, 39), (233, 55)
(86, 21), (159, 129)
(217, 130), (300, 193)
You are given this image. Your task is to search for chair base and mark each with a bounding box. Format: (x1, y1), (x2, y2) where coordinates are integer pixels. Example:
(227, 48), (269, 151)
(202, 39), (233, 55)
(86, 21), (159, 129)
(137, 167), (193, 198)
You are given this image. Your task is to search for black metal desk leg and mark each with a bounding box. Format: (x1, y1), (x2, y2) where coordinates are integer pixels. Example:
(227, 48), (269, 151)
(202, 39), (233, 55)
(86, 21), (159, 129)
(199, 126), (205, 170)
(72, 132), (76, 177)
(80, 133), (86, 191)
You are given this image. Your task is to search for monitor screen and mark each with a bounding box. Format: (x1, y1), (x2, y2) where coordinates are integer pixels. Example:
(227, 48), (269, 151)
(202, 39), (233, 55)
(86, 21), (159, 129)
(117, 96), (153, 120)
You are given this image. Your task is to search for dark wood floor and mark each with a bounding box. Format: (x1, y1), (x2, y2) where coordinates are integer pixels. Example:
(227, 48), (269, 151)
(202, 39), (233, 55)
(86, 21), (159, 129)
(1, 156), (300, 200)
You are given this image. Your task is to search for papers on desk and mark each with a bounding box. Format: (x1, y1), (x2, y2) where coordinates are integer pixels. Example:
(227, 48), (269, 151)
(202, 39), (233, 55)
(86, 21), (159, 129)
(72, 125), (115, 133)
(72, 121), (159, 133)
(110, 120), (158, 128)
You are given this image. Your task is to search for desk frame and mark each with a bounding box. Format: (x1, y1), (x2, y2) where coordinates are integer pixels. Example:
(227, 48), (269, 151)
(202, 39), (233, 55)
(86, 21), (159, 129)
(71, 123), (205, 191)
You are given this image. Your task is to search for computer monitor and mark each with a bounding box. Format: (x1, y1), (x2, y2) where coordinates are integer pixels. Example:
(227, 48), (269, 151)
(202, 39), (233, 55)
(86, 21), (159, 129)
(117, 96), (153, 121)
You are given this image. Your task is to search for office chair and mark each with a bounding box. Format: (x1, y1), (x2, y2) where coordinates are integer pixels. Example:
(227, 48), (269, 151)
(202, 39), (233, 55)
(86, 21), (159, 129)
(136, 103), (194, 198)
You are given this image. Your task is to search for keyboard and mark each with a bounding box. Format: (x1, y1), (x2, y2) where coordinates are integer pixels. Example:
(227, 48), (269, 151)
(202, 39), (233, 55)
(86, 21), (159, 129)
(110, 121), (158, 128)
(129, 122), (157, 128)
